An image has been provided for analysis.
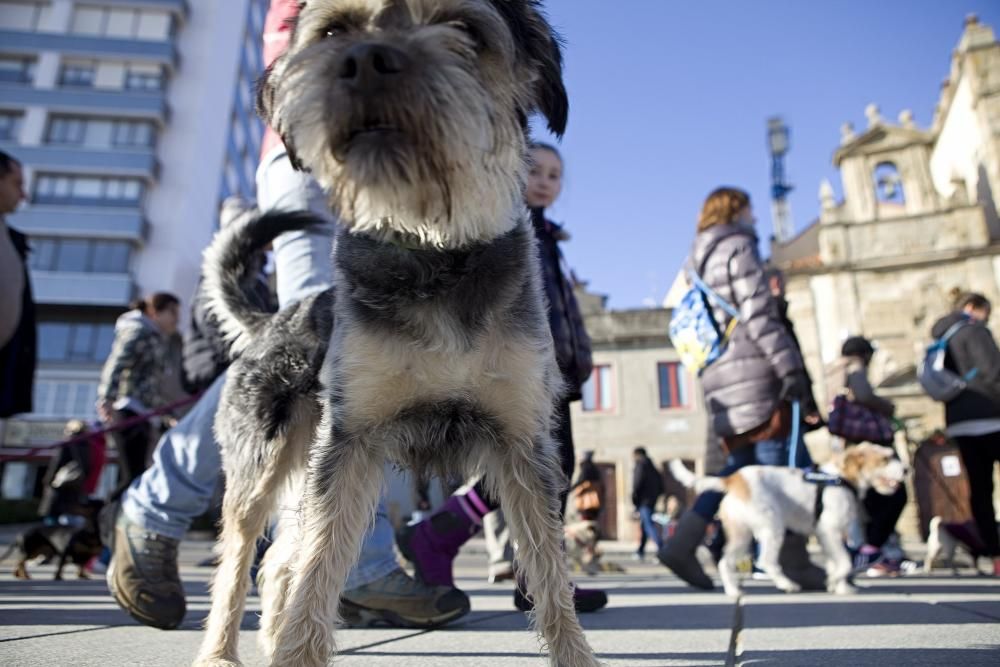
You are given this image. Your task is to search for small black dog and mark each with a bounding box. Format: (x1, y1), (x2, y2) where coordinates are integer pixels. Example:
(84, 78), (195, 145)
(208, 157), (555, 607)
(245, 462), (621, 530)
(1, 501), (104, 580)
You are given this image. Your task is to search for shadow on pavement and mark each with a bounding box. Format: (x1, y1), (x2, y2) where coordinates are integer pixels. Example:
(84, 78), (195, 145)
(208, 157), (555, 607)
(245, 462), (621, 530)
(740, 646), (1000, 666)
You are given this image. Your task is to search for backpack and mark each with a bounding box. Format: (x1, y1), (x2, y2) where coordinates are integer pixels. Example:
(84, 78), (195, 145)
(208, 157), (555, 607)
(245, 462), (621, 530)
(669, 267), (740, 375)
(919, 318), (978, 402)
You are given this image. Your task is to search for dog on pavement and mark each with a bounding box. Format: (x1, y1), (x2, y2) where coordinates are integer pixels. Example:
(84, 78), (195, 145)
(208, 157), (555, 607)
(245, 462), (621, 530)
(671, 444), (907, 597)
(193, 2), (599, 666)
(1, 502), (104, 581)
(924, 516), (997, 574)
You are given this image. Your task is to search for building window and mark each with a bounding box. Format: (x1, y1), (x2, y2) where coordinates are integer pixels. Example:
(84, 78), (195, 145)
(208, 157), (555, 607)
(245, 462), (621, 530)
(111, 119), (155, 147)
(874, 162), (905, 205)
(657, 362), (689, 409)
(0, 112), (23, 141)
(38, 322), (116, 364)
(70, 5), (172, 40)
(46, 116), (88, 145)
(581, 365), (614, 413)
(60, 60), (97, 87)
(32, 379), (100, 418)
(124, 63), (164, 91)
(28, 237), (132, 273)
(0, 56), (36, 83)
(0, 1), (45, 31)
(34, 174), (145, 206)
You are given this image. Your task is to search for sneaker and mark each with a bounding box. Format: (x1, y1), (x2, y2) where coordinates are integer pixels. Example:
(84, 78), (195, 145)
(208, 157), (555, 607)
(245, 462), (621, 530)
(851, 545), (881, 573)
(339, 567), (470, 629)
(866, 558), (902, 577)
(106, 512), (186, 630)
(513, 586), (608, 613)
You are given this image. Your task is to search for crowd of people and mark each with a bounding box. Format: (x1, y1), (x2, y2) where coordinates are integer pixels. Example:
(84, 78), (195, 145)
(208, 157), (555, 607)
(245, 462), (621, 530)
(0, 1), (998, 643)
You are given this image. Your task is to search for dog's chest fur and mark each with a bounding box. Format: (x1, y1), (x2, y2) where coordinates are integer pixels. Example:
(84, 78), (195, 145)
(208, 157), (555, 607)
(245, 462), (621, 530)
(329, 219), (556, 460)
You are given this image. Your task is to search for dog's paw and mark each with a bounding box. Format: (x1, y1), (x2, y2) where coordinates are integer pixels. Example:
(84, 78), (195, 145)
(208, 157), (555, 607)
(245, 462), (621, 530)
(830, 581), (857, 595)
(777, 581), (801, 594)
(723, 586), (741, 598)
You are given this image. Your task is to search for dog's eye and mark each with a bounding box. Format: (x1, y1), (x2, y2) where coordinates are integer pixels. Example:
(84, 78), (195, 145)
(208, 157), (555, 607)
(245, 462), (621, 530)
(447, 20), (482, 48)
(322, 21), (349, 38)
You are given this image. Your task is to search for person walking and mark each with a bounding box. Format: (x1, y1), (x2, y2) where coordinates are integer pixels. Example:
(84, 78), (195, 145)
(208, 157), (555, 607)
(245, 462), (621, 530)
(632, 447), (664, 561)
(103, 0), (470, 631)
(658, 187), (823, 590)
(397, 142), (608, 613)
(826, 335), (909, 575)
(0, 150), (35, 419)
(572, 450), (603, 522)
(97, 292), (181, 502)
(931, 292), (1000, 577)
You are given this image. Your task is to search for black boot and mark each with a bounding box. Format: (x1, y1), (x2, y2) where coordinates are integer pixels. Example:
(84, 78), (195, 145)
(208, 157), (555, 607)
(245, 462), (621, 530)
(657, 512), (713, 590)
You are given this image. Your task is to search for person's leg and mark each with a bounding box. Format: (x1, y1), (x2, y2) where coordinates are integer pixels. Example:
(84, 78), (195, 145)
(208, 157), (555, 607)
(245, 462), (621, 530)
(552, 399), (576, 515)
(109, 412), (150, 502)
(862, 483), (907, 549)
(957, 434), (1000, 558)
(638, 505), (661, 554)
(482, 510), (514, 583)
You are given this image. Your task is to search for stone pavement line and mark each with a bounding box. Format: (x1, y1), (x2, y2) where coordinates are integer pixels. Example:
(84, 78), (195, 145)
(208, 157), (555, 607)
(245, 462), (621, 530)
(0, 625), (117, 644)
(725, 595), (744, 667)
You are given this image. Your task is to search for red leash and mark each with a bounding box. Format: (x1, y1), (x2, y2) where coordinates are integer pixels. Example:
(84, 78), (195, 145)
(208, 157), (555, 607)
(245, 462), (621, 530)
(0, 392), (204, 462)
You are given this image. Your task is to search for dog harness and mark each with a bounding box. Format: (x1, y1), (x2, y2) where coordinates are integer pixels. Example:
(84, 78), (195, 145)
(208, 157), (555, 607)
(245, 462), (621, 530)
(803, 468), (858, 523)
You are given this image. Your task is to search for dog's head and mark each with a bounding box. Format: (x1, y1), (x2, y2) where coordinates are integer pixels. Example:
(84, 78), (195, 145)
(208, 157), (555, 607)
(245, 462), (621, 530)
(835, 443), (907, 496)
(258, 0), (567, 247)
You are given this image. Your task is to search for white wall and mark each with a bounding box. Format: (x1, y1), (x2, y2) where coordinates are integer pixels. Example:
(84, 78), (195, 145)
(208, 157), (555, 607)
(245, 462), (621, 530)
(930, 77), (982, 203)
(136, 0), (249, 319)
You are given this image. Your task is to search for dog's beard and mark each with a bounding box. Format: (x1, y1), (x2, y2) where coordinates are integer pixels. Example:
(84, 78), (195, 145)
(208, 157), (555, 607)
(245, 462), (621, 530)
(273, 44), (526, 248)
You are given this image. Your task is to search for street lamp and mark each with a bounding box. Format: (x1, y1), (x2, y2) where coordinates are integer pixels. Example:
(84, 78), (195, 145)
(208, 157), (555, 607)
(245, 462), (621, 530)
(766, 116), (794, 242)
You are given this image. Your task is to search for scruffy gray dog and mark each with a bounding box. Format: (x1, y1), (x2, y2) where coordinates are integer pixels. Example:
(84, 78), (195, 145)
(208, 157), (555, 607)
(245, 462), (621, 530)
(193, 1), (600, 666)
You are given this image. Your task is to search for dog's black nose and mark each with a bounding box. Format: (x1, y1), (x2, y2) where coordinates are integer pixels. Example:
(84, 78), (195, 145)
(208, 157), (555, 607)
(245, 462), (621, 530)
(339, 43), (409, 91)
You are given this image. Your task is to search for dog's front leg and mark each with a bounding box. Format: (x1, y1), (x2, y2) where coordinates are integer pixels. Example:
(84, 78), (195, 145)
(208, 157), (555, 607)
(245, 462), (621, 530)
(492, 436), (601, 667)
(269, 430), (384, 667)
(814, 522), (855, 595)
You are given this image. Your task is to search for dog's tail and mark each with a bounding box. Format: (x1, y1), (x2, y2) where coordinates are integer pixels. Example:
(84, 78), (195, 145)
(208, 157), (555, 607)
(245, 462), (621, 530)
(668, 459), (727, 494)
(202, 209), (324, 353)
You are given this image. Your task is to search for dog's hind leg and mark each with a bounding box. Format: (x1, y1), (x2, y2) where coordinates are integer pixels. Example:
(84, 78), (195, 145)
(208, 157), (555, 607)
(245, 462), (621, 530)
(269, 433), (385, 667)
(491, 437), (600, 667)
(718, 513), (751, 597)
(256, 483), (303, 660)
(195, 437), (296, 667)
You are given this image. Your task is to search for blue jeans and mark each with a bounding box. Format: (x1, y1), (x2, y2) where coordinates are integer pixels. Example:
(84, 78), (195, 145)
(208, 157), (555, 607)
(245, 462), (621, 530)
(637, 505), (662, 556)
(122, 148), (398, 589)
(691, 430), (814, 522)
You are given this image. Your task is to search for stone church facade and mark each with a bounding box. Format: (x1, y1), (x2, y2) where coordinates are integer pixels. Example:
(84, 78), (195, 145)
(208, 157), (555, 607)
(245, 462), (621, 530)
(771, 16), (1000, 450)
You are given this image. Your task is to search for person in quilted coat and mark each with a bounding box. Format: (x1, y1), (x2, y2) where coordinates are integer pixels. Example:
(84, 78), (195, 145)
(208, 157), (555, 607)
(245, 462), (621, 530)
(659, 187), (823, 591)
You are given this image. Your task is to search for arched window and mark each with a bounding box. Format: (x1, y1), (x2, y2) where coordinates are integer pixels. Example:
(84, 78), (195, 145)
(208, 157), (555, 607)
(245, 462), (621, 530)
(874, 162), (905, 205)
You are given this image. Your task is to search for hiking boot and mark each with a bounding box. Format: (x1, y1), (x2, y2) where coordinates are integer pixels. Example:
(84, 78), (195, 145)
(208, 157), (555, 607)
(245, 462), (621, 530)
(339, 567), (470, 628)
(778, 532), (826, 590)
(657, 512), (714, 590)
(513, 585), (608, 613)
(396, 495), (479, 588)
(106, 512), (186, 630)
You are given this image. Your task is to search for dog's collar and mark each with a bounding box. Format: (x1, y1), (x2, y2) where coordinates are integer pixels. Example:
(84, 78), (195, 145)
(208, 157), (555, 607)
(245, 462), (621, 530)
(804, 467), (859, 523)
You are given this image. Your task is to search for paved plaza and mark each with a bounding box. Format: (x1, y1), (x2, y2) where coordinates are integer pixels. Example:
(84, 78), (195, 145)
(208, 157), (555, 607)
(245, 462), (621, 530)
(1, 533), (998, 666)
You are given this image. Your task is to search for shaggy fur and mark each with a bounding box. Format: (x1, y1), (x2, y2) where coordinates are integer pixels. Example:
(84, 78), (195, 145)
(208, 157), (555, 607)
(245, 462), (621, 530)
(671, 444), (907, 597)
(194, 2), (599, 666)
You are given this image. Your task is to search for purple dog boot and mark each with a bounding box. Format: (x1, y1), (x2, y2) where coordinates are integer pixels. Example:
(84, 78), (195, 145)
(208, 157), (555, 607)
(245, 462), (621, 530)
(397, 494), (483, 588)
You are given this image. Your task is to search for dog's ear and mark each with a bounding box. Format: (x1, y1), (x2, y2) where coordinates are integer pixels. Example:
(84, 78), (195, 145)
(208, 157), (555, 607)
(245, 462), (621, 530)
(256, 61), (307, 172)
(492, 0), (569, 137)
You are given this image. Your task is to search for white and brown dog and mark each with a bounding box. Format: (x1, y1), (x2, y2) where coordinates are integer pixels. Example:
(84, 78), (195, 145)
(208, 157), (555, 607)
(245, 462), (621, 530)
(193, 2), (600, 667)
(671, 443), (907, 597)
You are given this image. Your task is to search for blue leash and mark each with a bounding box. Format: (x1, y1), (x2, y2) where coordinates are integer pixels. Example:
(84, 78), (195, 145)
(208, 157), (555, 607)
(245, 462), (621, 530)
(788, 400), (801, 468)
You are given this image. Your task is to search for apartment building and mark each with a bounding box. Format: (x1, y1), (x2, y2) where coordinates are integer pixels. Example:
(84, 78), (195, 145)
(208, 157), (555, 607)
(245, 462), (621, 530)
(0, 0), (270, 499)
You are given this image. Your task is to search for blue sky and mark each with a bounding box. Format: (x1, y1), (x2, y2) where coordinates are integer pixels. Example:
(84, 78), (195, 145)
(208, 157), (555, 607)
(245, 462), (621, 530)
(529, 1), (1000, 309)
